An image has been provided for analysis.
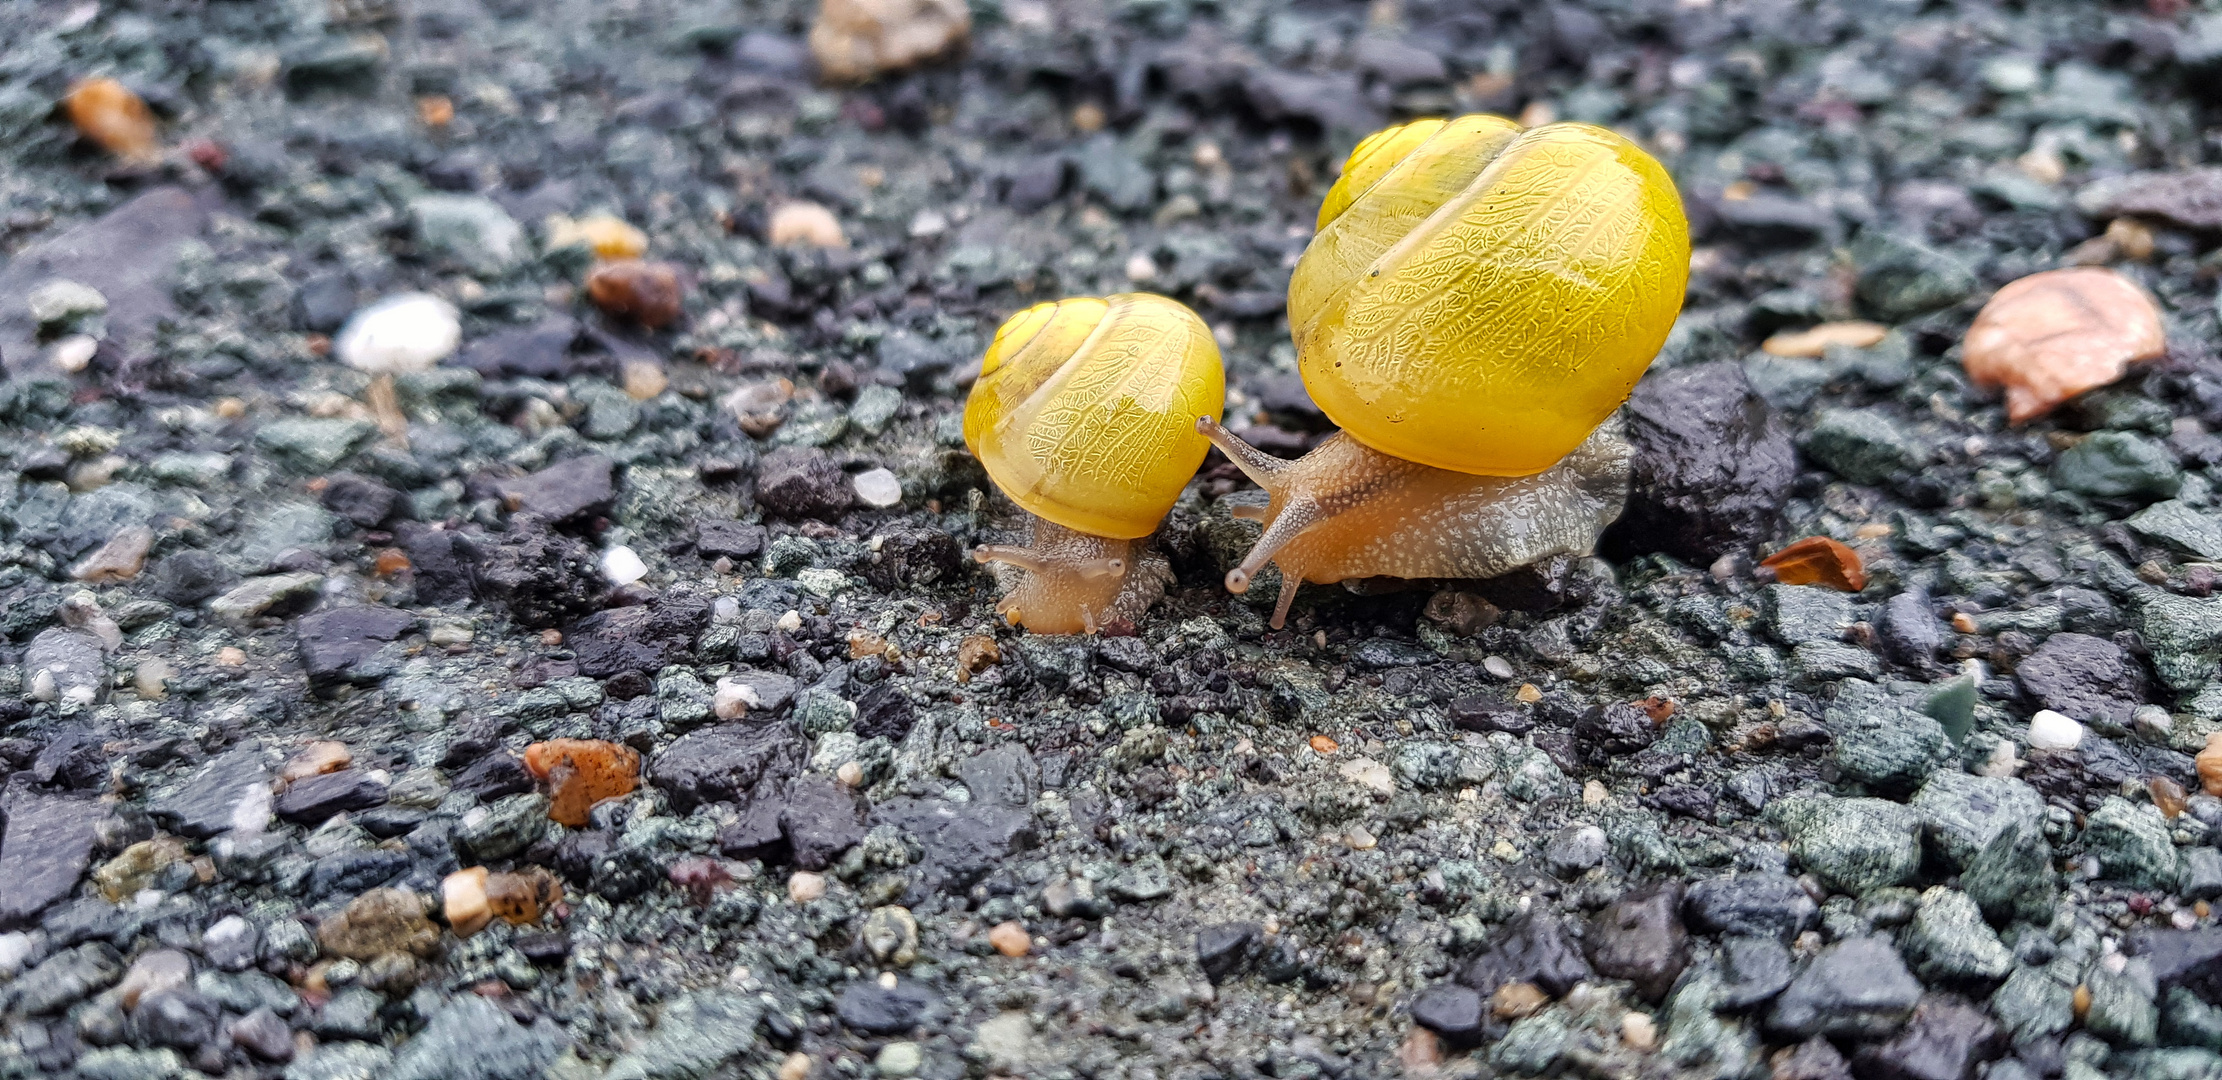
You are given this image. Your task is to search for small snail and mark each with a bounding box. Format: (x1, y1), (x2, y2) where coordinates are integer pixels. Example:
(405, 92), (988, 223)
(1202, 116), (1690, 628)
(965, 293), (1226, 634)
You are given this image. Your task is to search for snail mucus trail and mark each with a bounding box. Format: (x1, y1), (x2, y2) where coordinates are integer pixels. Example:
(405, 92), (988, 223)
(963, 293), (1226, 635)
(1199, 115), (1692, 629)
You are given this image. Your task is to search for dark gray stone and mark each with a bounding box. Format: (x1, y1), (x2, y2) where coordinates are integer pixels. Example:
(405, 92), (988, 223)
(0, 791), (103, 929)
(1768, 936), (1924, 1039)
(495, 454), (615, 524)
(296, 606), (415, 689)
(1683, 874), (1818, 941)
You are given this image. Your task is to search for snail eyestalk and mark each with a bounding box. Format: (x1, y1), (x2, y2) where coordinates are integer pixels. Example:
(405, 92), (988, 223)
(973, 521), (1159, 637)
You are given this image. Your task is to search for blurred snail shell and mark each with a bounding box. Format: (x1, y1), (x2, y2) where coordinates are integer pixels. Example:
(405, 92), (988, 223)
(965, 293), (1226, 634)
(1204, 116), (1688, 628)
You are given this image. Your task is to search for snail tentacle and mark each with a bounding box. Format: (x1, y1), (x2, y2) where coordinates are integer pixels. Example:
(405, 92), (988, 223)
(1196, 416), (1289, 483)
(973, 544), (1049, 575)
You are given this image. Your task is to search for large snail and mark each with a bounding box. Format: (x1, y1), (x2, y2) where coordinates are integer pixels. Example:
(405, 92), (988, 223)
(1200, 116), (1691, 628)
(965, 293), (1226, 634)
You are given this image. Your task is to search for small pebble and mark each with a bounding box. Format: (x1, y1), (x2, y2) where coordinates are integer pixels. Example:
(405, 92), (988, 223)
(65, 77), (157, 161)
(853, 467), (902, 508)
(1621, 1012), (1658, 1052)
(2199, 732), (2222, 797)
(874, 1041), (923, 1078)
(714, 677), (757, 720)
(1309, 734), (1339, 755)
(837, 761), (865, 787)
(1492, 981), (1548, 1019)
(217, 646), (247, 666)
(1963, 267), (2167, 422)
(1759, 536), (1867, 592)
(789, 871), (826, 903)
(586, 259), (685, 328)
(779, 1051), (813, 1080)
(281, 741), (352, 783)
(602, 545), (648, 585)
(622, 360), (668, 401)
(768, 201), (846, 248)
(1125, 253), (1158, 282)
(134, 658), (172, 699)
(988, 920), (1031, 957)
(336, 293), (462, 375)
(1760, 321), (1888, 358)
(2028, 709), (2085, 751)
(1344, 826), (1377, 851)
(1483, 655), (1515, 679)
(777, 609), (804, 633)
(522, 739), (642, 827)
(955, 634), (1000, 683)
(444, 867), (493, 938)
(1516, 683), (1542, 703)
(49, 334), (98, 372)
(547, 213), (648, 259)
(71, 525), (153, 583)
(118, 949), (192, 1010)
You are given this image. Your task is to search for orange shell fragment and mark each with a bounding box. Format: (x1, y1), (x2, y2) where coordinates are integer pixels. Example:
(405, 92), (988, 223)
(1760, 536), (1867, 593)
(1962, 267), (2166, 423)
(523, 738), (642, 826)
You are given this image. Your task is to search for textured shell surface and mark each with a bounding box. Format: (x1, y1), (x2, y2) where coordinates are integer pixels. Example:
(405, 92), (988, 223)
(965, 293), (1225, 539)
(1293, 117), (1690, 478)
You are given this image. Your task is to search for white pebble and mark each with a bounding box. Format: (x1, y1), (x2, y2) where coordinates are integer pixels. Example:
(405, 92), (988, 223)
(713, 677), (758, 720)
(335, 293), (461, 375)
(0, 931), (33, 978)
(777, 609), (803, 633)
(49, 334), (99, 373)
(1125, 253), (1157, 282)
(1483, 655), (1515, 680)
(908, 209), (949, 238)
(853, 467), (902, 508)
(788, 871), (826, 903)
(601, 545), (648, 585)
(2027, 709), (2085, 751)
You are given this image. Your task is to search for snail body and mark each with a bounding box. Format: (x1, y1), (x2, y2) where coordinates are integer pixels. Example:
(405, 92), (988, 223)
(965, 293), (1225, 634)
(1209, 116), (1688, 628)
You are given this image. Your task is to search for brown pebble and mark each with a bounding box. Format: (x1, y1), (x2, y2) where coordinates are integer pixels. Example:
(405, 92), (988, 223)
(523, 739), (641, 827)
(809, 0), (970, 84)
(622, 359), (668, 401)
(2198, 732), (2222, 797)
(1492, 980), (1548, 1020)
(1398, 1026), (1442, 1070)
(65, 77), (157, 162)
(71, 525), (153, 583)
(374, 548), (412, 576)
(281, 741), (352, 783)
(1760, 536), (1868, 592)
(416, 95), (454, 128)
(2073, 983), (2093, 1020)
(955, 634), (1000, 684)
(988, 920), (1030, 957)
(585, 259), (685, 329)
(2153, 776), (2189, 820)
(1963, 267), (2167, 423)
(1309, 734), (1339, 755)
(485, 867), (562, 926)
(319, 888), (440, 959)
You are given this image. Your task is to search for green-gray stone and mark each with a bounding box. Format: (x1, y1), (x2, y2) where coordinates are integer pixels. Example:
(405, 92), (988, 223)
(2084, 963), (2159, 1047)
(2116, 1048), (2222, 1080)
(849, 384), (903, 434)
(237, 502), (338, 570)
(2138, 591), (2222, 695)
(1902, 886), (2012, 981)
(457, 794), (550, 862)
(1925, 675), (1979, 746)
(656, 668), (715, 733)
(1961, 820), (2058, 926)
(256, 417), (377, 472)
(1490, 1011), (1573, 1076)
(2085, 797), (2179, 891)
(2163, 986), (2222, 1051)
(410, 195), (526, 275)
(602, 991), (761, 1080)
(148, 451), (232, 486)
(389, 995), (568, 1080)
(1911, 770), (2047, 870)
(2130, 501), (2222, 560)
(794, 690), (856, 735)
(1776, 795), (1922, 894)
(2053, 432), (2180, 500)
(1076, 134), (1157, 213)
(1767, 583), (1856, 644)
(208, 572), (326, 622)
(575, 383), (642, 440)
(1107, 854), (1172, 902)
(1991, 964), (2077, 1043)
(72, 1048), (183, 1080)
(1802, 409), (1927, 485)
(1793, 641), (1882, 682)
(1853, 231), (1978, 315)
(1828, 680), (1950, 793)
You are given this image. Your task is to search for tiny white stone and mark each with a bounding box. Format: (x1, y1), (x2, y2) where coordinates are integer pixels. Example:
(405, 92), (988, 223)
(1483, 655), (1515, 680)
(601, 545), (648, 585)
(713, 596), (742, 622)
(49, 334), (98, 373)
(908, 209), (949, 238)
(334, 292), (462, 375)
(776, 609), (803, 633)
(853, 468), (902, 508)
(1124, 253), (1157, 282)
(0, 931), (33, 978)
(713, 677), (754, 720)
(2027, 709), (2085, 751)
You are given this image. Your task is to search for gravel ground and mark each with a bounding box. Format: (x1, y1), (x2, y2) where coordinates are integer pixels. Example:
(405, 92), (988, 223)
(4, 1), (2222, 1078)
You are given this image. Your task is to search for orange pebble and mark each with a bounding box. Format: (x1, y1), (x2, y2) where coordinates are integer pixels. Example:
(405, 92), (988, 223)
(281, 741), (352, 783)
(2198, 732), (2222, 797)
(1760, 536), (1867, 592)
(374, 548), (411, 576)
(1309, 734), (1339, 755)
(523, 738), (642, 826)
(416, 95), (455, 128)
(987, 920), (1030, 957)
(1963, 267), (2166, 423)
(484, 867), (562, 925)
(2152, 776), (2188, 819)
(65, 77), (157, 162)
(955, 635), (1000, 684)
(585, 259), (685, 329)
